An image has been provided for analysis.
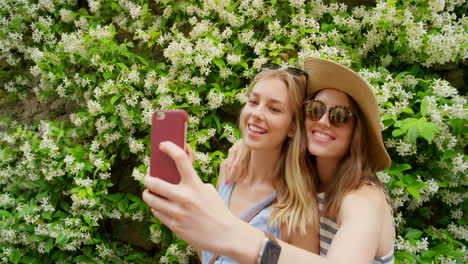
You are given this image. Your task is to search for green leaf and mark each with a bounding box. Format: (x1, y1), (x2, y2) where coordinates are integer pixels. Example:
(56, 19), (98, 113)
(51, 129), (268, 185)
(107, 193), (124, 202)
(393, 117), (440, 143)
(83, 214), (92, 225)
(55, 232), (68, 246)
(29, 235), (47, 242)
(449, 118), (465, 136)
(116, 63), (129, 70)
(78, 189), (87, 197)
(103, 71), (113, 80)
(395, 251), (416, 264)
(42, 211), (53, 220)
(110, 95), (121, 105)
(405, 228), (422, 239)
(136, 55), (149, 67)
(400, 107), (415, 115)
(239, 62), (249, 69)
(420, 97), (430, 116)
(213, 58), (226, 69)
(407, 127), (419, 143)
(118, 198), (128, 212)
(406, 186), (421, 200)
(20, 256), (37, 263)
(419, 122), (439, 142)
(395, 163), (412, 171)
(45, 238), (54, 252)
(392, 128), (405, 137)
(128, 194), (141, 203)
(10, 251), (21, 264)
(18, 206), (34, 218)
(0, 210), (12, 218)
(86, 187), (94, 197)
(386, 0), (395, 8)
(420, 250), (437, 259)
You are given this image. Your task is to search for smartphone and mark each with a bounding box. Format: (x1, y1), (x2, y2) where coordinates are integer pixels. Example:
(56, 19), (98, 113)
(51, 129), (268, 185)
(150, 110), (188, 184)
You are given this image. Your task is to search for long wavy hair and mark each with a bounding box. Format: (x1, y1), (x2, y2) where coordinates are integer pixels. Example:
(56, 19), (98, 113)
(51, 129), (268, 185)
(310, 93), (389, 217)
(235, 69), (319, 235)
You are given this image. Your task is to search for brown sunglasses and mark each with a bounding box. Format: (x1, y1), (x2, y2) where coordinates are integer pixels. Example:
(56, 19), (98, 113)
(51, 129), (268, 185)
(303, 99), (355, 127)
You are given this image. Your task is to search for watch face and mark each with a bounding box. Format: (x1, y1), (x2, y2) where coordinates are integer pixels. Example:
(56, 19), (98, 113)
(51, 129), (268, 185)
(261, 238), (281, 264)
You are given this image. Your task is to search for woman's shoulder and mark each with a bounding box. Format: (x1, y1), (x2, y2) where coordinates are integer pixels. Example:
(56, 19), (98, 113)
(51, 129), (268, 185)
(339, 184), (390, 219)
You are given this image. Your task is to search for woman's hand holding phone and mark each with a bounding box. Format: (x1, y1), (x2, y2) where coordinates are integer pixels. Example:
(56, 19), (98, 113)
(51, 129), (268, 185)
(143, 141), (245, 253)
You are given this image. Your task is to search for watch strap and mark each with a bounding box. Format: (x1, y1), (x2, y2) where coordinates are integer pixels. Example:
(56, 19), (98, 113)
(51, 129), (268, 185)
(258, 231), (281, 264)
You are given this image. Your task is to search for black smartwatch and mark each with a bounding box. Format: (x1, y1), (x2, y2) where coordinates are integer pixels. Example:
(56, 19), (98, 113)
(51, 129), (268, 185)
(258, 232), (281, 264)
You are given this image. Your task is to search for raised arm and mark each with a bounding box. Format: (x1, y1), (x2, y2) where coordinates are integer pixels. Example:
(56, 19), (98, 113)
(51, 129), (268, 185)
(142, 142), (391, 264)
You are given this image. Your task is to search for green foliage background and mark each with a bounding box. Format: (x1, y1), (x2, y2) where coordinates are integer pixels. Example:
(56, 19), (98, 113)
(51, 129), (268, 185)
(0, 0), (466, 263)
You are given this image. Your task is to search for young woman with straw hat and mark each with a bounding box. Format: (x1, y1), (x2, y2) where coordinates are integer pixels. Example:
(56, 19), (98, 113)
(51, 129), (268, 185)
(142, 57), (395, 264)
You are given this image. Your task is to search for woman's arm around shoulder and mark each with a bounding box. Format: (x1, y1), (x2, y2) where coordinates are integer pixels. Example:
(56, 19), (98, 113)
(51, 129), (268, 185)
(326, 185), (394, 264)
(281, 224), (320, 254)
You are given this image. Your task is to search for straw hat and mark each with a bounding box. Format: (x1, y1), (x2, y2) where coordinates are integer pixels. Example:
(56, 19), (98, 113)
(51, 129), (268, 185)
(303, 57), (391, 171)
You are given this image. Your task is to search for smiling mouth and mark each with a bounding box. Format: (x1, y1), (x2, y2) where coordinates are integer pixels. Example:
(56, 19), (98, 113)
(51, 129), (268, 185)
(248, 124), (267, 134)
(312, 130), (335, 140)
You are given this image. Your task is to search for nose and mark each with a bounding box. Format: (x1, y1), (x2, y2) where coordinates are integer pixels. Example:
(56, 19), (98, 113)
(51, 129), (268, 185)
(251, 104), (266, 121)
(316, 109), (331, 128)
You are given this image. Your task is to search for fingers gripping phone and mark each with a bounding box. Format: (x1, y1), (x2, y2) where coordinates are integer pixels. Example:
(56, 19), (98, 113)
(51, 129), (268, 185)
(150, 110), (188, 184)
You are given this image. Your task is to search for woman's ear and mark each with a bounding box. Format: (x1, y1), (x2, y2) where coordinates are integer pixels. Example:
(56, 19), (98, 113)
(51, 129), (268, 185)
(287, 126), (295, 137)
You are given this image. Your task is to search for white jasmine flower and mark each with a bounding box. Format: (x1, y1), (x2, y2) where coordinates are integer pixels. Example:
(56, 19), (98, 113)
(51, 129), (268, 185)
(158, 95), (174, 109)
(429, 0), (446, 12)
(191, 76), (206, 86)
(150, 226), (162, 244)
(99, 172), (111, 180)
(71, 162), (85, 175)
(87, 100), (103, 115)
(431, 79), (458, 98)
(450, 208), (463, 219)
(89, 25), (112, 39)
(395, 140), (417, 156)
(74, 16), (88, 29)
(186, 91), (201, 106)
(129, 137), (144, 154)
(376, 171), (391, 184)
(64, 154), (75, 168)
(207, 90), (224, 109)
(447, 222), (468, 241)
(40, 137), (59, 153)
(190, 20), (210, 38)
(93, 158), (104, 169)
(132, 168), (144, 181)
(223, 125), (239, 144)
(74, 177), (93, 188)
(88, 0), (101, 13)
(38, 0), (54, 13)
(452, 153), (467, 175)
(108, 209), (122, 219)
(219, 67), (232, 79)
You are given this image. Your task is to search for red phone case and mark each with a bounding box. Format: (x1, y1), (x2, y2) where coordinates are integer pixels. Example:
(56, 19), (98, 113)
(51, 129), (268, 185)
(150, 110), (188, 184)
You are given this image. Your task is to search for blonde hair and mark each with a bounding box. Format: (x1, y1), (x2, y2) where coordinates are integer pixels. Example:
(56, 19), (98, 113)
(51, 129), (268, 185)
(235, 69), (319, 235)
(315, 94), (390, 217)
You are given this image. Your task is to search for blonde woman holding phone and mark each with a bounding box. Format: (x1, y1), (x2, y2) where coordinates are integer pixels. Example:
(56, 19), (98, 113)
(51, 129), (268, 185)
(148, 63), (321, 263)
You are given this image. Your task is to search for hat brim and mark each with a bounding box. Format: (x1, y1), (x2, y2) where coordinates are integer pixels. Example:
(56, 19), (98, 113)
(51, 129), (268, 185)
(303, 57), (391, 171)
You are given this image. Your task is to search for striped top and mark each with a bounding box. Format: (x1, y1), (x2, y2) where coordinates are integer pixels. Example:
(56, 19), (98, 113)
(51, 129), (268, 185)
(318, 193), (394, 264)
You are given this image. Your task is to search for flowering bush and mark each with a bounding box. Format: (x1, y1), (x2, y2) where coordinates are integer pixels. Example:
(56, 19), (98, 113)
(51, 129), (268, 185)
(0, 0), (466, 263)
